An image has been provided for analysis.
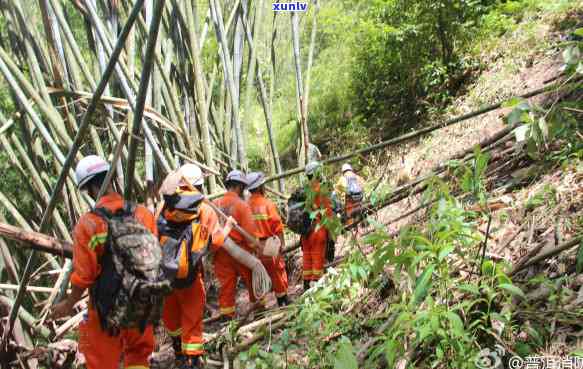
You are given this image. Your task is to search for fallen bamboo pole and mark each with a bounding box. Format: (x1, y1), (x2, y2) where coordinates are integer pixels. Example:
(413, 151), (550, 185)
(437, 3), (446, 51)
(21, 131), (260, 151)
(0, 284), (70, 294)
(0, 222), (73, 258)
(510, 235), (582, 276)
(263, 75), (582, 184)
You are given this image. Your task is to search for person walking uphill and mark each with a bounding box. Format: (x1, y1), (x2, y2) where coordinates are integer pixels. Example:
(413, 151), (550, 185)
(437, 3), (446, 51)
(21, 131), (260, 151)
(213, 170), (261, 319)
(50, 155), (161, 369)
(302, 162), (333, 290)
(246, 172), (289, 307)
(334, 163), (365, 227)
(157, 164), (234, 369)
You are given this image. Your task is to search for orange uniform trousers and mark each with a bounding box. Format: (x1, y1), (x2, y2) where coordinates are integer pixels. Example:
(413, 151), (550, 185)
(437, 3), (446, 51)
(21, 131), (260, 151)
(259, 254), (288, 298)
(162, 268), (205, 356)
(301, 226), (328, 281)
(214, 247), (256, 317)
(345, 198), (362, 227)
(79, 307), (154, 369)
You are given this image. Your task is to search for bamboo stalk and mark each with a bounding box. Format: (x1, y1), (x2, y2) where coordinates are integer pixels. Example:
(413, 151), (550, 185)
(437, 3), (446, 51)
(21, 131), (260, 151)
(0, 222), (73, 258)
(0, 1), (148, 343)
(210, 0), (246, 169)
(301, 0), (319, 148)
(238, 3), (284, 192)
(184, 0), (217, 192)
(126, 0), (168, 200)
(38, 0), (146, 234)
(0, 296), (51, 339)
(263, 75), (579, 184)
(0, 284), (70, 294)
(97, 130), (129, 200)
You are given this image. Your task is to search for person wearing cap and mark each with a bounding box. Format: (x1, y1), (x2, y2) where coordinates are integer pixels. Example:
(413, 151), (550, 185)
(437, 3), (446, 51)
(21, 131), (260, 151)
(50, 155), (156, 369)
(213, 170), (261, 319)
(158, 164), (234, 369)
(302, 162), (333, 290)
(246, 172), (289, 307)
(334, 163), (366, 227)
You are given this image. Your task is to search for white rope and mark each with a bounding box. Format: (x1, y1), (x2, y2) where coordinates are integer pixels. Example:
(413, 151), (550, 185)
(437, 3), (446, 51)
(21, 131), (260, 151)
(223, 238), (272, 299)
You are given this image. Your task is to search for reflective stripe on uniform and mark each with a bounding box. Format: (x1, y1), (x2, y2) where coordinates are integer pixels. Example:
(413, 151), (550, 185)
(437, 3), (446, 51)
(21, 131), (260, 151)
(253, 214), (269, 221)
(303, 270), (313, 276)
(125, 366), (148, 369)
(312, 269), (323, 276)
(168, 328), (182, 337)
(88, 233), (107, 250)
(182, 342), (204, 353)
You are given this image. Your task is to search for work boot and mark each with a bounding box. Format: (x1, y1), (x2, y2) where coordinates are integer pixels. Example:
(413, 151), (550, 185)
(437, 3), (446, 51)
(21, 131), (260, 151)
(171, 336), (182, 357)
(175, 354), (188, 368)
(216, 314), (233, 324)
(177, 355), (204, 369)
(277, 295), (290, 307)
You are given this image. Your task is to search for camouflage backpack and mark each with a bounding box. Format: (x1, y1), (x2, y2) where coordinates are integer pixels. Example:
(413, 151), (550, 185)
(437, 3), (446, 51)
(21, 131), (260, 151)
(90, 203), (171, 336)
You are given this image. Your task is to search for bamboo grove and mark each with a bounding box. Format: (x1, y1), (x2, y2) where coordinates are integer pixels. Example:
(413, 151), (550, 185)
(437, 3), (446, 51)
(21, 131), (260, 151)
(0, 0), (316, 356)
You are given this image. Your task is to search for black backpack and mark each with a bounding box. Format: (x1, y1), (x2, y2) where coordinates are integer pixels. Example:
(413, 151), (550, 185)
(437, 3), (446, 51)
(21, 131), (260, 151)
(90, 203), (171, 336)
(157, 214), (210, 289)
(158, 192), (210, 289)
(286, 187), (312, 235)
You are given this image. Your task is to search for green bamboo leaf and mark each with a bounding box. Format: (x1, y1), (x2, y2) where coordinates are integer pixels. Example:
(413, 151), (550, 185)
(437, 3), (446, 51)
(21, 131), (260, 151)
(574, 28), (583, 37)
(457, 283), (480, 295)
(575, 241), (583, 273)
(438, 245), (455, 261)
(413, 265), (435, 305)
(384, 339), (399, 367)
(498, 283), (526, 299)
(334, 338), (358, 369)
(446, 311), (465, 337)
(502, 97), (525, 108)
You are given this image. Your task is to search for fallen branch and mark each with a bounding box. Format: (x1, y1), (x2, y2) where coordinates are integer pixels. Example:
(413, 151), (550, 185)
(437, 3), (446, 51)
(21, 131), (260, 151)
(0, 222), (73, 258)
(510, 235), (582, 276)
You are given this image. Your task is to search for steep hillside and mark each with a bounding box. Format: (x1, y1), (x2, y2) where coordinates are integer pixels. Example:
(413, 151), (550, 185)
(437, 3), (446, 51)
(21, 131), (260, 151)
(212, 4), (583, 369)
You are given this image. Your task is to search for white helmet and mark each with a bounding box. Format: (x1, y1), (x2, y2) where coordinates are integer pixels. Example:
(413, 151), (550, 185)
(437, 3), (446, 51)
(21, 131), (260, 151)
(75, 155), (110, 189)
(305, 161), (321, 176)
(178, 163), (204, 187)
(246, 172), (266, 191)
(225, 170), (248, 186)
(341, 163), (353, 173)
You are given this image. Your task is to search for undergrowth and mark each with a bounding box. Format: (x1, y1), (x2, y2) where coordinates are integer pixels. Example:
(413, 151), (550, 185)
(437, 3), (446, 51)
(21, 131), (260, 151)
(232, 25), (583, 367)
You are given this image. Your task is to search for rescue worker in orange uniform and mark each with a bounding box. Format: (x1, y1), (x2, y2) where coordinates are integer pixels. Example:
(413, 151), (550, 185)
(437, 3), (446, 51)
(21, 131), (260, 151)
(213, 170), (260, 319)
(301, 162), (333, 291)
(246, 172), (289, 307)
(158, 164), (234, 369)
(334, 163), (366, 227)
(51, 155), (156, 369)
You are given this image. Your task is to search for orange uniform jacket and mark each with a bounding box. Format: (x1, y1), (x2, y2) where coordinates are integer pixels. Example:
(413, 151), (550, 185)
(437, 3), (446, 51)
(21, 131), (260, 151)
(213, 191), (260, 316)
(160, 199), (225, 357)
(71, 192), (156, 369)
(302, 181), (333, 281)
(248, 193), (288, 298)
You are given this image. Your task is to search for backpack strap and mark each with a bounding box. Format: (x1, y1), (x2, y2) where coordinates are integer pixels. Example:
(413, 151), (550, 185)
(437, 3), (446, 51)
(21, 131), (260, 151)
(92, 207), (113, 221)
